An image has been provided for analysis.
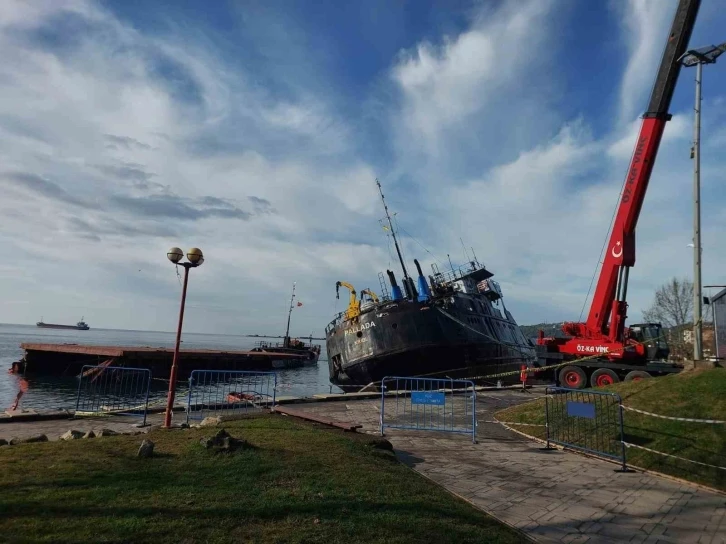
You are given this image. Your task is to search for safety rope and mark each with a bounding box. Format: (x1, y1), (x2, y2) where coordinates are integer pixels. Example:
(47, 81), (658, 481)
(623, 442), (726, 471)
(621, 405), (726, 424)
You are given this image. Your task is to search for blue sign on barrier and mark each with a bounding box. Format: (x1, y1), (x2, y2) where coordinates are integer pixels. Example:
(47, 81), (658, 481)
(379, 377), (476, 443)
(567, 401), (596, 419)
(411, 391), (445, 406)
(545, 386), (626, 471)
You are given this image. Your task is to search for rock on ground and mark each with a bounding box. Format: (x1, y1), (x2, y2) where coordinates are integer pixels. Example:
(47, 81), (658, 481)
(200, 429), (253, 452)
(200, 416), (221, 427)
(138, 439), (155, 458)
(9, 434), (48, 445)
(60, 430), (84, 440)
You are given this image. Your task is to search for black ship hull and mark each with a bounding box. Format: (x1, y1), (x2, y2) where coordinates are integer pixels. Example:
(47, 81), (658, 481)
(326, 294), (535, 391)
(36, 323), (89, 330)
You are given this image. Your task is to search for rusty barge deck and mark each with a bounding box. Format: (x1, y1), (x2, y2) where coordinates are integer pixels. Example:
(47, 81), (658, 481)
(12, 343), (309, 380)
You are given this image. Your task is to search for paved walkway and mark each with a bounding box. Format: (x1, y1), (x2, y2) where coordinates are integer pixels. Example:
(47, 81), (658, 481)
(0, 413), (164, 442)
(292, 390), (726, 544)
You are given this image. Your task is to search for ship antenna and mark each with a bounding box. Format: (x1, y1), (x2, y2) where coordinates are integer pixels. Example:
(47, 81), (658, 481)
(471, 247), (479, 266)
(460, 238), (471, 264)
(376, 178), (410, 281)
(447, 253), (456, 276)
(284, 282), (296, 347)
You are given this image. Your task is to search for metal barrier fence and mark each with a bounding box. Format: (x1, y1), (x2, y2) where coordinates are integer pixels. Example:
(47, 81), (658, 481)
(186, 370), (277, 423)
(545, 386), (626, 470)
(379, 377), (477, 443)
(75, 365), (152, 426)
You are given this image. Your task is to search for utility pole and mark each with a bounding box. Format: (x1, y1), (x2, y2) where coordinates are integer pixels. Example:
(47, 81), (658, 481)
(678, 42), (726, 362)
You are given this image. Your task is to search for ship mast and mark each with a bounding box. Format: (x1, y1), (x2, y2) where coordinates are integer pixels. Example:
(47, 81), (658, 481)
(376, 178), (409, 281)
(284, 282), (296, 347)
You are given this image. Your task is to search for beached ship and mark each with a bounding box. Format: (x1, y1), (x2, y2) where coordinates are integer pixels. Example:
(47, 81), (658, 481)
(325, 180), (536, 391)
(36, 317), (90, 331)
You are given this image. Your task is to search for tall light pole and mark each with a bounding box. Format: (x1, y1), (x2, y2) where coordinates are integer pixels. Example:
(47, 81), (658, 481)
(164, 247), (204, 427)
(678, 42), (726, 362)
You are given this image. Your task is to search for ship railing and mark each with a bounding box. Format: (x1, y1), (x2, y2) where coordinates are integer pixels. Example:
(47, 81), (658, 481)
(430, 263), (483, 287)
(325, 312), (345, 334)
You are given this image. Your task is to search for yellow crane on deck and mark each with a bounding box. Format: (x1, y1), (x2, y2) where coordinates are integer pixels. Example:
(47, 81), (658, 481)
(336, 281), (360, 320)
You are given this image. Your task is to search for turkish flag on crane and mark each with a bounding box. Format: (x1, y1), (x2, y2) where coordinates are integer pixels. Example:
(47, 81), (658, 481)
(297, 301), (303, 307)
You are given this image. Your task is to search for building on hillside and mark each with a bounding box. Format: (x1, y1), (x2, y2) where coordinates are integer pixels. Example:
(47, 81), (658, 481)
(712, 288), (726, 361)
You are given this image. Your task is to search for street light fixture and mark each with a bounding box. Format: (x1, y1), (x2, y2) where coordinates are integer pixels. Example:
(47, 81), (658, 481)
(677, 42), (726, 362)
(164, 246), (204, 427)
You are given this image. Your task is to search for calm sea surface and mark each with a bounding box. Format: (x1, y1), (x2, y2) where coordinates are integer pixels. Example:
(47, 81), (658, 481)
(0, 323), (338, 412)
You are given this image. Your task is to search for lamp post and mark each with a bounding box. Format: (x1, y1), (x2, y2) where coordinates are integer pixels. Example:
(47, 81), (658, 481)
(164, 247), (204, 427)
(678, 42), (726, 362)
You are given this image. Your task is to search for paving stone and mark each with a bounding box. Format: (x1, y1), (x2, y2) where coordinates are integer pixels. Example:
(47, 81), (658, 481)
(278, 393), (726, 544)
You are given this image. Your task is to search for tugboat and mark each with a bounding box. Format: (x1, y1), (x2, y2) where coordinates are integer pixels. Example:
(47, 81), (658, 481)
(36, 317), (90, 330)
(250, 283), (322, 369)
(325, 179), (536, 391)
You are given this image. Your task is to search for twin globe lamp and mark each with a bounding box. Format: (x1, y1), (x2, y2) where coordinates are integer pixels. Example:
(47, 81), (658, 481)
(167, 247), (204, 267)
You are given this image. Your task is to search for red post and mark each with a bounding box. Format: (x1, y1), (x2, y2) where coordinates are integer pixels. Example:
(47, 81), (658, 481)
(164, 264), (191, 427)
(520, 365), (527, 390)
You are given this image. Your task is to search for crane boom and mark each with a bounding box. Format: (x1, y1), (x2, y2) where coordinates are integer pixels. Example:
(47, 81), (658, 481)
(539, 0), (701, 376)
(583, 0), (700, 343)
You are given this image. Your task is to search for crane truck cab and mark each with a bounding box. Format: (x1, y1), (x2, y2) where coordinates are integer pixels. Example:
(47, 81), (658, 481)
(627, 323), (670, 361)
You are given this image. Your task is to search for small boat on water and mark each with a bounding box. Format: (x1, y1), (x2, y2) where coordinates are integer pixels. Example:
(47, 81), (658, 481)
(36, 317), (90, 331)
(249, 283), (322, 369)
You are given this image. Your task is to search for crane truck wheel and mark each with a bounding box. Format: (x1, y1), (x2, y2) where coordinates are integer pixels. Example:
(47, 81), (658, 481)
(624, 370), (651, 382)
(590, 368), (619, 388)
(559, 366), (586, 389)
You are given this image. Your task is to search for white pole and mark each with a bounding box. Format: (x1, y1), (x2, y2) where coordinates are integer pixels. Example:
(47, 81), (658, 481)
(692, 61), (703, 361)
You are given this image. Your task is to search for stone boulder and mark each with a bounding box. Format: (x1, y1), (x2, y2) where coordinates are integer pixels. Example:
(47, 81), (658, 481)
(199, 429), (253, 453)
(138, 439), (155, 458)
(9, 434), (48, 445)
(60, 430), (84, 441)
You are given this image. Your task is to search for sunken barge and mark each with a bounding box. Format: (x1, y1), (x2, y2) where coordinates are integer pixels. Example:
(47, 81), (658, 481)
(11, 343), (309, 381)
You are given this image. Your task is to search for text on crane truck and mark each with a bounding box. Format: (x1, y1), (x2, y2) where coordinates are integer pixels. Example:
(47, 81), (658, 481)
(576, 344), (610, 354)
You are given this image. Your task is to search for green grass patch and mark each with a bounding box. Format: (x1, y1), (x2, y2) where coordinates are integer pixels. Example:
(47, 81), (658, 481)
(495, 368), (726, 491)
(0, 414), (524, 544)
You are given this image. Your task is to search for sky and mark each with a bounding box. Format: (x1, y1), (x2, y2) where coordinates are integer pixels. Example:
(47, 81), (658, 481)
(1, 0), (725, 336)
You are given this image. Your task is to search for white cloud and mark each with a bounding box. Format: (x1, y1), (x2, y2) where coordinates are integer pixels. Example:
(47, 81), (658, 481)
(1, 0), (725, 344)
(384, 0), (726, 327)
(389, 0), (559, 166)
(0, 1), (387, 334)
(616, 0), (679, 124)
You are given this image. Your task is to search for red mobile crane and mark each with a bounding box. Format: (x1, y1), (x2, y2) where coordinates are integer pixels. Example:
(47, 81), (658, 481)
(536, 0), (700, 389)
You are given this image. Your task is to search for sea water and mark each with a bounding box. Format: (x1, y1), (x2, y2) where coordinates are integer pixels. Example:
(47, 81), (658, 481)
(0, 323), (339, 412)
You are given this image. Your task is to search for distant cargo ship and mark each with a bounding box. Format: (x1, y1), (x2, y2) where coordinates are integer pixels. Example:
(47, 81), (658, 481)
(36, 317), (90, 331)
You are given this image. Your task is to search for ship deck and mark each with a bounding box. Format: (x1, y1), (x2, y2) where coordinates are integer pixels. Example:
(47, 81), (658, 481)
(13, 343), (307, 379)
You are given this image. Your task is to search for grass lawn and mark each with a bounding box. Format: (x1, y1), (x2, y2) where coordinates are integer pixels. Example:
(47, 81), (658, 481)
(495, 368), (726, 492)
(0, 414), (524, 544)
